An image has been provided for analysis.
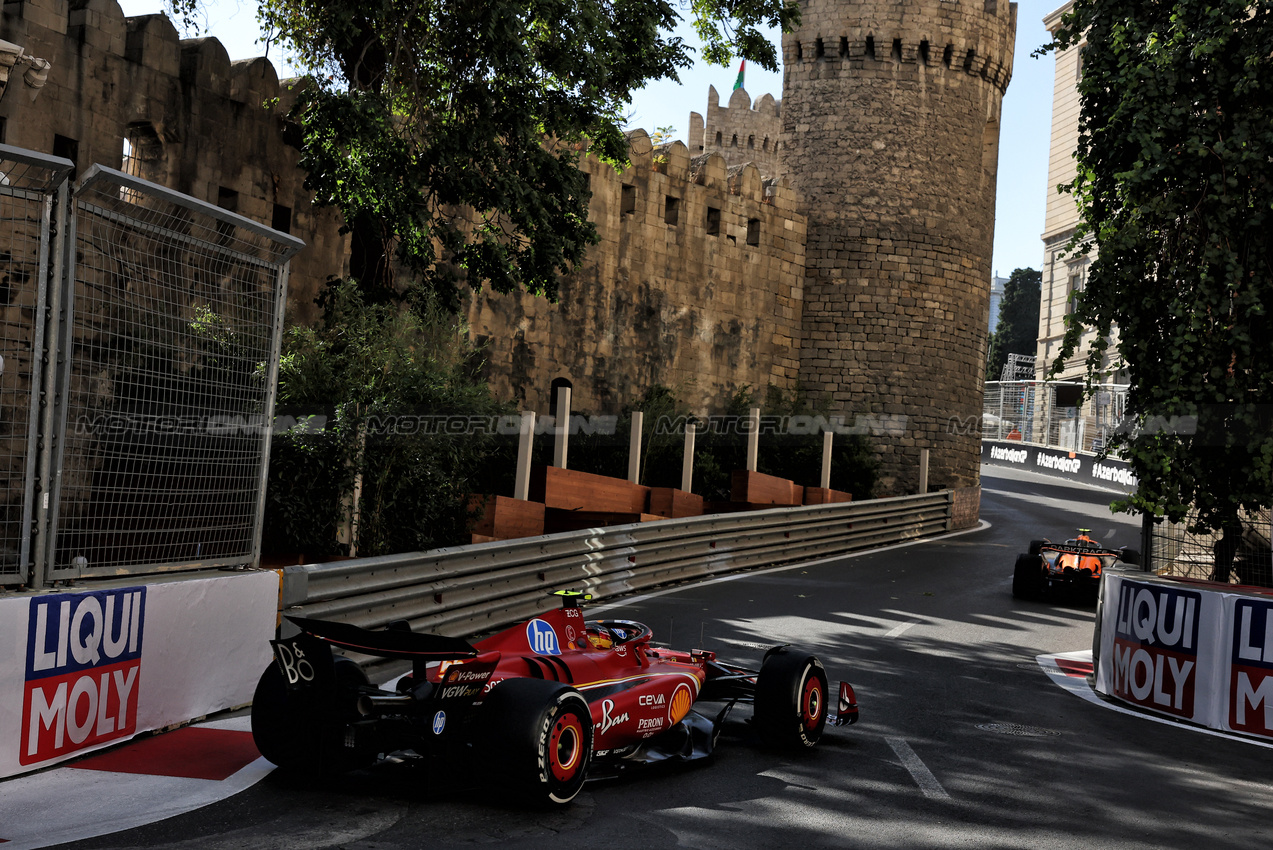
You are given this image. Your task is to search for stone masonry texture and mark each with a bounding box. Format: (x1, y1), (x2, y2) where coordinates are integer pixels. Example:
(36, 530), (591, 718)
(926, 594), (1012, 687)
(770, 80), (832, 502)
(781, 0), (1016, 493)
(2, 0), (1014, 504)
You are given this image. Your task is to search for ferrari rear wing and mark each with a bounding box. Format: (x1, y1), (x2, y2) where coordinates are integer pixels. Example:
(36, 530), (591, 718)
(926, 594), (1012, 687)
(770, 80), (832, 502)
(286, 616), (479, 661)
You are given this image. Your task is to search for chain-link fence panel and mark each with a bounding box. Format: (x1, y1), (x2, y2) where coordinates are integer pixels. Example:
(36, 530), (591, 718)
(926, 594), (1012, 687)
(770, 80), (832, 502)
(0, 145), (73, 586)
(1150, 509), (1273, 588)
(984, 381), (1128, 456)
(46, 166), (301, 580)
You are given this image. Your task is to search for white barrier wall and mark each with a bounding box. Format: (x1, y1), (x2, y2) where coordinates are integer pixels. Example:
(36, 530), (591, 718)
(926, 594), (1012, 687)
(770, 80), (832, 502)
(0, 570), (278, 778)
(1096, 572), (1273, 739)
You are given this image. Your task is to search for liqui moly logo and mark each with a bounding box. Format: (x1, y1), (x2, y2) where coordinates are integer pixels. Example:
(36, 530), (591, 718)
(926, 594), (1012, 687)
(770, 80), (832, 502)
(1110, 582), (1200, 718)
(20, 588), (146, 765)
(1230, 599), (1273, 737)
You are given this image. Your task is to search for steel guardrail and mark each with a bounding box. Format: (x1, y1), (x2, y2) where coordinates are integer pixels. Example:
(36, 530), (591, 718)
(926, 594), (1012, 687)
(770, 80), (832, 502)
(281, 491), (955, 670)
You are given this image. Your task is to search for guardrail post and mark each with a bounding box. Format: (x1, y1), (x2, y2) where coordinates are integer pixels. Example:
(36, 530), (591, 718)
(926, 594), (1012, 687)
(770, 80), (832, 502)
(553, 386), (571, 468)
(918, 448), (929, 494)
(746, 407), (760, 472)
(681, 421), (696, 492)
(514, 411), (535, 500)
(628, 411), (643, 484)
(820, 430), (833, 489)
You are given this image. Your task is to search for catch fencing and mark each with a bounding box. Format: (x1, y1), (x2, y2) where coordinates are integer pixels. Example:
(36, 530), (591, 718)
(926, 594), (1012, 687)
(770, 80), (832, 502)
(1146, 508), (1273, 588)
(983, 380), (1129, 455)
(280, 490), (957, 674)
(0, 143), (301, 588)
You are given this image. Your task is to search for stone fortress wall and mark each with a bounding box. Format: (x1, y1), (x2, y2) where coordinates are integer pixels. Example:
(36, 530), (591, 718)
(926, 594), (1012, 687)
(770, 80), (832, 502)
(0, 0), (346, 326)
(465, 134), (807, 413)
(779, 0), (1016, 492)
(1, 0), (1014, 496)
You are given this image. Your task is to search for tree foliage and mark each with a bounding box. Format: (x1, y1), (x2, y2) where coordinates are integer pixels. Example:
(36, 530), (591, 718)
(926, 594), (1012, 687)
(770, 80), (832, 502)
(164, 0), (798, 310)
(986, 267), (1041, 382)
(1046, 1), (1273, 532)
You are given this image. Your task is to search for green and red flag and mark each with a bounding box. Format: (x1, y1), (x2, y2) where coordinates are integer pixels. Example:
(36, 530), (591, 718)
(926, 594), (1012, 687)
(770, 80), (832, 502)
(732, 60), (745, 91)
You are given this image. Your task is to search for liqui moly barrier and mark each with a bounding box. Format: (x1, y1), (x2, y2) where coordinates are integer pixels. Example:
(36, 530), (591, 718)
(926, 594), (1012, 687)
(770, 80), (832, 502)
(1095, 571), (1273, 740)
(0, 571), (278, 778)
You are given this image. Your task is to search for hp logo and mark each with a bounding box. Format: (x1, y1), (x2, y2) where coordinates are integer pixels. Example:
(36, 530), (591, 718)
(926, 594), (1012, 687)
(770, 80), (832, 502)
(432, 710), (447, 735)
(526, 619), (561, 655)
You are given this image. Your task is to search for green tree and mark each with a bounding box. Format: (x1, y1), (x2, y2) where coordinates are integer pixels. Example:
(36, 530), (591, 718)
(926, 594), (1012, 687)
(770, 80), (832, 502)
(986, 267), (1041, 381)
(1046, 2), (1273, 547)
(164, 0), (799, 311)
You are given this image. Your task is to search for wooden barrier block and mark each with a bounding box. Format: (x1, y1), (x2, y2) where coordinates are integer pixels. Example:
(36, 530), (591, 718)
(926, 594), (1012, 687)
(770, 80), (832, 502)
(468, 494), (546, 540)
(803, 487), (853, 505)
(530, 465), (651, 513)
(649, 487), (705, 518)
(545, 509), (662, 534)
(730, 469), (802, 506)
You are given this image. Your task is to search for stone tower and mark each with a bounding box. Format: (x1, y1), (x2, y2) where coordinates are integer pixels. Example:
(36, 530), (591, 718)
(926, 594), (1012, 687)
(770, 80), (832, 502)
(781, 0), (1016, 494)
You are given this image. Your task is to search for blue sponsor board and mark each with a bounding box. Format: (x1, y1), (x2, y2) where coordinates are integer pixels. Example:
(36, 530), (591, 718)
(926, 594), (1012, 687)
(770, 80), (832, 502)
(22, 588), (146, 765)
(1230, 598), (1273, 735)
(1109, 580), (1200, 718)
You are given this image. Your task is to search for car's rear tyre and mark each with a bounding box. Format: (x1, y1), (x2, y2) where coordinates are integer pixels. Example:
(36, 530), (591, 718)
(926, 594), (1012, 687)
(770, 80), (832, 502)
(1013, 554), (1046, 600)
(1028, 539), (1050, 557)
(479, 679), (593, 806)
(754, 648), (829, 750)
(251, 655), (375, 775)
(1119, 547), (1142, 566)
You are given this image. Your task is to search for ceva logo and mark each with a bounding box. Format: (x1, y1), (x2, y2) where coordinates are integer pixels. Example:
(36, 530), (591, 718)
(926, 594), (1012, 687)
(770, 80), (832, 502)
(526, 619), (560, 655)
(21, 588), (146, 765)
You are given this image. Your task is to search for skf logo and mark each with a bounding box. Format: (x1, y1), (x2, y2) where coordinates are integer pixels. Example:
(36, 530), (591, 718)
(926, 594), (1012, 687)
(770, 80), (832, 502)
(1110, 582), (1199, 718)
(1230, 599), (1273, 735)
(526, 619), (560, 655)
(21, 588), (146, 765)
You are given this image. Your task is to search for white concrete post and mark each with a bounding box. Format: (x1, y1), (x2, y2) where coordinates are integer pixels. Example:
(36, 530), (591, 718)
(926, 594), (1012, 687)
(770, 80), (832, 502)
(553, 387), (571, 468)
(681, 421), (696, 492)
(514, 411), (535, 500)
(628, 411), (644, 484)
(919, 448), (930, 494)
(745, 407), (760, 472)
(821, 430), (833, 489)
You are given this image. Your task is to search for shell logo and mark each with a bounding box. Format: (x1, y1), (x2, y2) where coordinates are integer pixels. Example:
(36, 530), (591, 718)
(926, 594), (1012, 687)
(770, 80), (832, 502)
(668, 683), (694, 725)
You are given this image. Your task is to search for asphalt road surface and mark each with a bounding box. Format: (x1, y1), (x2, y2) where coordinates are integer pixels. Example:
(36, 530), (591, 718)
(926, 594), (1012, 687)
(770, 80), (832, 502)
(62, 466), (1273, 849)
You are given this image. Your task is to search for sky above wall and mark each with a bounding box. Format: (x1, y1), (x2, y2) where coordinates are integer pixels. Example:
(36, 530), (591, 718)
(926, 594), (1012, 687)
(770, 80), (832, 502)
(118, 0), (1060, 279)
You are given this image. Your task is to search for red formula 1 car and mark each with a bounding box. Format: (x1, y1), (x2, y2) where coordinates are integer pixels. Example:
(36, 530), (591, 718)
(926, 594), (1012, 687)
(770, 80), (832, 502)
(251, 591), (859, 805)
(1012, 529), (1141, 601)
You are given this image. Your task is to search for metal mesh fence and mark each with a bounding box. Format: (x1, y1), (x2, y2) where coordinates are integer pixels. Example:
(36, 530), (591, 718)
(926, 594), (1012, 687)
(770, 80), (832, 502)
(0, 147), (72, 585)
(47, 167), (299, 578)
(1150, 509), (1273, 588)
(983, 381), (1129, 455)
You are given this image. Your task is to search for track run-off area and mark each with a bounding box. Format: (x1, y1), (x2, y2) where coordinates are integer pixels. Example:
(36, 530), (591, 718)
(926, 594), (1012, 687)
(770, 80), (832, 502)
(8, 465), (1273, 849)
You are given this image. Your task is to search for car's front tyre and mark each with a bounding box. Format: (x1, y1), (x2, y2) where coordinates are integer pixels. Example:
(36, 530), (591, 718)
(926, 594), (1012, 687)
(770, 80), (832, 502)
(754, 648), (829, 750)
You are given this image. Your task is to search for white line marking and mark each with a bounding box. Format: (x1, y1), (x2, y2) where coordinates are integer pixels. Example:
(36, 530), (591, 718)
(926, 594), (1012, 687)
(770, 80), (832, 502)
(1037, 652), (1273, 751)
(884, 620), (919, 638)
(886, 736), (950, 799)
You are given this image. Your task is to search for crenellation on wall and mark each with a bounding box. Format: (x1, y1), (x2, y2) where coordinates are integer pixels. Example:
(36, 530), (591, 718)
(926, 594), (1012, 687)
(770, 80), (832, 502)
(691, 85), (783, 178)
(464, 128), (807, 414)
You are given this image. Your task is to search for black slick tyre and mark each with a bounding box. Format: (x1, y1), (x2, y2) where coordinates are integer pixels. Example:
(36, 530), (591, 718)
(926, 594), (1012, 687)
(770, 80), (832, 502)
(1028, 539), (1049, 557)
(1119, 547), (1142, 566)
(251, 655), (375, 775)
(753, 648), (829, 750)
(1013, 554), (1045, 600)
(479, 679), (593, 806)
